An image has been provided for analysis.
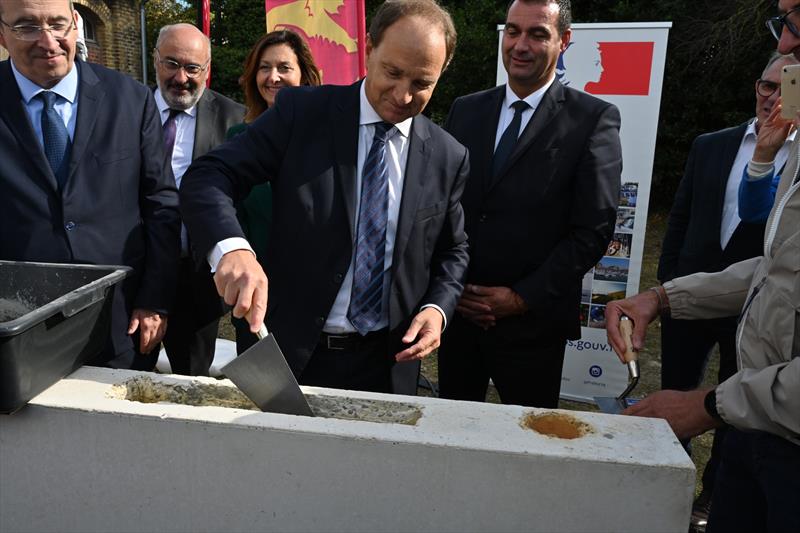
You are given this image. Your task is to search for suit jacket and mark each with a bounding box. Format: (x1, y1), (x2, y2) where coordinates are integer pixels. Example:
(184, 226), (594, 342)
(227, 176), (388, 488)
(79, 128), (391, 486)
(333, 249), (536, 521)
(445, 81), (622, 340)
(657, 123), (764, 283)
(180, 82), (470, 375)
(0, 59), (181, 365)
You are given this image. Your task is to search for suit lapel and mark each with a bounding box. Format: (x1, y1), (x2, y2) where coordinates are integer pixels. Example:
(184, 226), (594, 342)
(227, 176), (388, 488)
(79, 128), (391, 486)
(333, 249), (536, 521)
(713, 123), (749, 229)
(0, 61), (58, 190)
(392, 116), (431, 267)
(333, 83), (361, 240)
(488, 80), (566, 192)
(193, 90), (215, 160)
(67, 60), (104, 184)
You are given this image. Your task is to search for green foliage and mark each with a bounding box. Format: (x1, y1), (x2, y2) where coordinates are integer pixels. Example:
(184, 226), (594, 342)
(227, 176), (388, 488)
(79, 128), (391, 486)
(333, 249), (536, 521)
(148, 0), (781, 209)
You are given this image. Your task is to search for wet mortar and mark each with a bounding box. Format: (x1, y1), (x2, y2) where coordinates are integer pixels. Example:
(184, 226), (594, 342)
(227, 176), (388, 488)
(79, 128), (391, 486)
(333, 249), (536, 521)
(520, 412), (593, 439)
(109, 375), (422, 425)
(0, 298), (35, 322)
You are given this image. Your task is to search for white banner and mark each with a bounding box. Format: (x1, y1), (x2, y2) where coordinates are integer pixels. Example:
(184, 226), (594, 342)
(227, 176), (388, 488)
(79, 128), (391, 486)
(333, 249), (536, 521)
(496, 22), (672, 402)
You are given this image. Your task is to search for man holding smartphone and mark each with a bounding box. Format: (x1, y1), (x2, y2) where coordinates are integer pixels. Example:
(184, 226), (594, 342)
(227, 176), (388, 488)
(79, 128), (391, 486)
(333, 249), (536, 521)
(606, 3), (800, 530)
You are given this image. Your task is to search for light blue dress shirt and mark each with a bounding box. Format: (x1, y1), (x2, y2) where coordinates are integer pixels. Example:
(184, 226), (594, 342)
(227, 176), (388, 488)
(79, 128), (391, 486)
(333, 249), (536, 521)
(10, 59), (79, 148)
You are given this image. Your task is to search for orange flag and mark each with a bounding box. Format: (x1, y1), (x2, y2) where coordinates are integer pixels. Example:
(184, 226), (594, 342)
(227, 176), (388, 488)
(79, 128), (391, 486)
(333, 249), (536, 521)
(265, 0), (366, 85)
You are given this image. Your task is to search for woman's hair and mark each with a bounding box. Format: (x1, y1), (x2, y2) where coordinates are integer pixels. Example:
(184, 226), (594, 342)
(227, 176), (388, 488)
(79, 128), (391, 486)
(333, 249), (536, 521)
(240, 29), (322, 123)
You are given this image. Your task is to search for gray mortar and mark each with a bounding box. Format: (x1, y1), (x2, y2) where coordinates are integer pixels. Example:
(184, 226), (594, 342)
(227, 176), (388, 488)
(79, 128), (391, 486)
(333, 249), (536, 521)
(109, 376), (422, 425)
(0, 298), (35, 322)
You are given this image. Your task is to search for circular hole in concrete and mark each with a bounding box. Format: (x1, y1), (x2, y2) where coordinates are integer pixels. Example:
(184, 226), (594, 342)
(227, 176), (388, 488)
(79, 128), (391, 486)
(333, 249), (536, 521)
(520, 412), (593, 439)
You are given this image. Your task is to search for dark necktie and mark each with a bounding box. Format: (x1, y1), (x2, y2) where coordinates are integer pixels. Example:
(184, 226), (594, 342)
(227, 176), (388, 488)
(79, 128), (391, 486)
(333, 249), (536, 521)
(348, 121), (394, 335)
(162, 108), (181, 162)
(492, 100), (530, 178)
(38, 91), (71, 188)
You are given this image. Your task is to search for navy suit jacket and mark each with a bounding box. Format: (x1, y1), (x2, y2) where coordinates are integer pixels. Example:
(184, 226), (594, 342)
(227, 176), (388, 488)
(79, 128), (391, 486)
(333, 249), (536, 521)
(445, 82), (622, 340)
(657, 123), (764, 282)
(0, 59), (181, 365)
(180, 82), (470, 376)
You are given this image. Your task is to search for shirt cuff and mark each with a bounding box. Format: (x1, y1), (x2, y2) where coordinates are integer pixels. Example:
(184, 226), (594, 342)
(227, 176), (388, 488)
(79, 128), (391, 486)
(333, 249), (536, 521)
(746, 159), (774, 179)
(420, 303), (447, 330)
(208, 237), (255, 272)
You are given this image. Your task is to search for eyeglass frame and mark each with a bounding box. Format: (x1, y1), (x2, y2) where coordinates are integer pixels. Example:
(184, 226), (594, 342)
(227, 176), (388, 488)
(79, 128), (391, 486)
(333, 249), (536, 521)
(756, 78), (781, 98)
(0, 18), (75, 41)
(154, 50), (210, 79)
(766, 6), (800, 41)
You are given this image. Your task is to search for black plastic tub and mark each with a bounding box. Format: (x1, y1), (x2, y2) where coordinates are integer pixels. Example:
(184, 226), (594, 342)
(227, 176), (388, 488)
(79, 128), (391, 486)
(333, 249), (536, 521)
(0, 261), (130, 414)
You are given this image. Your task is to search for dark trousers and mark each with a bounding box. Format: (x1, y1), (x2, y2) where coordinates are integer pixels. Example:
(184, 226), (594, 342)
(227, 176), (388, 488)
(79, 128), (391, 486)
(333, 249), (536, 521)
(661, 315), (738, 494)
(132, 259), (220, 376)
(706, 429), (800, 533)
(438, 314), (567, 408)
(299, 331), (396, 394)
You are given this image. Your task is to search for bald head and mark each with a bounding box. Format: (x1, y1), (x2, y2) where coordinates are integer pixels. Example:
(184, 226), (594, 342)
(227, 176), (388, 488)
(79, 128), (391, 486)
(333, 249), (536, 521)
(154, 23), (210, 110)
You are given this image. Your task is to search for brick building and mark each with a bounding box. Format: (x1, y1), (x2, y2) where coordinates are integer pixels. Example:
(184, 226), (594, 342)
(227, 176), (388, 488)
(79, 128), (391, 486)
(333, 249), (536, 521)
(74, 0), (143, 81)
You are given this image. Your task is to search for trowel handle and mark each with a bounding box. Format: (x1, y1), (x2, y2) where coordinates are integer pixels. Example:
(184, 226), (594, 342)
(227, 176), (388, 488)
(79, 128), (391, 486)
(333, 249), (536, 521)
(256, 323), (269, 340)
(619, 316), (637, 364)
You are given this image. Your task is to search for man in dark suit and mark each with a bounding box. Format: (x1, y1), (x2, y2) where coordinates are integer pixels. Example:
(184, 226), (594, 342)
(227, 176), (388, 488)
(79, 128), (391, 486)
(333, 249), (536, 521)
(180, 0), (468, 395)
(439, 0), (622, 408)
(0, 0), (180, 368)
(147, 23), (245, 376)
(656, 51), (797, 526)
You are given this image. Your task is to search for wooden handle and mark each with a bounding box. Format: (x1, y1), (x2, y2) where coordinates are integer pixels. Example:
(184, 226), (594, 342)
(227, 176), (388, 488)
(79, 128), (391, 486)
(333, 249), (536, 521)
(245, 310), (269, 340)
(619, 316), (637, 363)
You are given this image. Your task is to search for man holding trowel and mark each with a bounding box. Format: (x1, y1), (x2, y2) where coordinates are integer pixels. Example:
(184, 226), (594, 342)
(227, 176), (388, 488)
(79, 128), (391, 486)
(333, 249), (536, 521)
(180, 0), (468, 396)
(605, 5), (800, 529)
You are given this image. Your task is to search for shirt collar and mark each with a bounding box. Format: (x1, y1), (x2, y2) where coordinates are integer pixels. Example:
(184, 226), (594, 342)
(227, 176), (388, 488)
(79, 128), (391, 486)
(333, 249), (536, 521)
(154, 88), (197, 118)
(358, 81), (412, 138)
(10, 58), (79, 104)
(504, 75), (556, 113)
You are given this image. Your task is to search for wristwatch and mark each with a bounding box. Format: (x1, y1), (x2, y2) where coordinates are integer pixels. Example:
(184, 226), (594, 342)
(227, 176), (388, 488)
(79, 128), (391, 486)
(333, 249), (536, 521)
(704, 389), (724, 423)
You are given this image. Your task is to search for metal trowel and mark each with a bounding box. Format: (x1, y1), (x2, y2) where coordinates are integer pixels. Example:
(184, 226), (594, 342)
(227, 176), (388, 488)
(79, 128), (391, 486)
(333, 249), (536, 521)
(221, 323), (314, 417)
(594, 315), (640, 414)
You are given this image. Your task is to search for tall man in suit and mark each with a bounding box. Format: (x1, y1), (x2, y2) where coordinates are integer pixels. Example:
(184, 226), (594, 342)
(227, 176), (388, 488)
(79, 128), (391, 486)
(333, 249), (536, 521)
(439, 0), (622, 408)
(148, 23), (245, 376)
(656, 51), (797, 525)
(180, 0), (468, 395)
(0, 0), (180, 368)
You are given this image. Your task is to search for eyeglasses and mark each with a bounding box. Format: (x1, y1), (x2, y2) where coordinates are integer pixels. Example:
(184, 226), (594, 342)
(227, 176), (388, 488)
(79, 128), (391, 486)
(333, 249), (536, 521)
(756, 79), (780, 97)
(155, 51), (209, 78)
(0, 19), (74, 41)
(766, 6), (800, 41)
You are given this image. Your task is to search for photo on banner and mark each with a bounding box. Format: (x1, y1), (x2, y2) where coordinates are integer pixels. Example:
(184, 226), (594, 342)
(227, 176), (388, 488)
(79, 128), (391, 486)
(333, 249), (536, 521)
(497, 22), (672, 402)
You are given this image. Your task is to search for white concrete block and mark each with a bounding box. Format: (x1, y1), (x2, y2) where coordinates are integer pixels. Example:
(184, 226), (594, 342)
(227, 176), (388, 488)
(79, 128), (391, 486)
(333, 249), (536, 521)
(0, 368), (694, 533)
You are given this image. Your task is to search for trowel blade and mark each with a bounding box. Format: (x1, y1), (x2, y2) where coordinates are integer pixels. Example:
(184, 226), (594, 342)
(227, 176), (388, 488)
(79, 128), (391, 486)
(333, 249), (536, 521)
(594, 396), (626, 415)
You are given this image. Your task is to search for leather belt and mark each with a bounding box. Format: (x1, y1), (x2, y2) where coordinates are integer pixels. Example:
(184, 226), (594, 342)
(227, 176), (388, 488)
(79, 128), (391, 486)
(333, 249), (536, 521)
(319, 329), (388, 351)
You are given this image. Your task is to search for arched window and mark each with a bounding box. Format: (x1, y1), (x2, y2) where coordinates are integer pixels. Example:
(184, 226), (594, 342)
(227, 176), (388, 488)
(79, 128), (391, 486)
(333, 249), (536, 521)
(75, 6), (97, 43)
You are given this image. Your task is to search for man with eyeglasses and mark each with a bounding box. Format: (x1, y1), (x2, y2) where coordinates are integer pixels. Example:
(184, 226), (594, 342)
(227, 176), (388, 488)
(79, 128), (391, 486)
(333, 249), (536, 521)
(146, 23), (244, 377)
(607, 2), (800, 530)
(655, 51), (797, 530)
(0, 0), (180, 369)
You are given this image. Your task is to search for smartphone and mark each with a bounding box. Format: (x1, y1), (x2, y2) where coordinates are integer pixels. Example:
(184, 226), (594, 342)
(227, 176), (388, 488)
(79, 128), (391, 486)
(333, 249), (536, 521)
(781, 64), (800, 119)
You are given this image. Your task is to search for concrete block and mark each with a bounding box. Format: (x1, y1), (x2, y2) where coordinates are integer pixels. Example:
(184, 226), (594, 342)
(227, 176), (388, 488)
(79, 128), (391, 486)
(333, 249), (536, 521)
(0, 368), (694, 532)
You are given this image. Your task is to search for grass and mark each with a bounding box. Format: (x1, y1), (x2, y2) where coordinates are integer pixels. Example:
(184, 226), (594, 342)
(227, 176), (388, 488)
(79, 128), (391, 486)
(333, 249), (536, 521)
(218, 209), (718, 497)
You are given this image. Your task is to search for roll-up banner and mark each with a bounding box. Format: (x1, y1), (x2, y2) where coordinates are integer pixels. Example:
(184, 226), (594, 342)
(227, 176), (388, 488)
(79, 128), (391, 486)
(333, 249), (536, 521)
(496, 23), (672, 402)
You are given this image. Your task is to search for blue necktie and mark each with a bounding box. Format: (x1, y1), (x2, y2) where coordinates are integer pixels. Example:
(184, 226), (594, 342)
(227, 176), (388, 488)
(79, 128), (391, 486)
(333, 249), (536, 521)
(348, 121), (394, 335)
(38, 91), (71, 188)
(492, 100), (530, 178)
(162, 108), (181, 163)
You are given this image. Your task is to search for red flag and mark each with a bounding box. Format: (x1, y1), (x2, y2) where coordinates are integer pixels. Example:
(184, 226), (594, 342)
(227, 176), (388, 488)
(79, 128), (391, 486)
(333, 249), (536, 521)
(265, 0), (366, 85)
(201, 0), (211, 87)
(584, 42), (654, 96)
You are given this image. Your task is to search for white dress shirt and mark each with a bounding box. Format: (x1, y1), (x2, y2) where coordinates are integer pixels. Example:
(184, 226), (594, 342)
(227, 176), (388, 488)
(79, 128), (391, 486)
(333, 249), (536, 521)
(154, 90), (197, 189)
(494, 76), (556, 151)
(209, 83), (444, 333)
(11, 59), (79, 147)
(719, 119), (795, 249)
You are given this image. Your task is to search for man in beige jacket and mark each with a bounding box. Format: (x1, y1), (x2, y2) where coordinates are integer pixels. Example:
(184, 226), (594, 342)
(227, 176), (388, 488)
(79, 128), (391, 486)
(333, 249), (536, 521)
(606, 5), (800, 530)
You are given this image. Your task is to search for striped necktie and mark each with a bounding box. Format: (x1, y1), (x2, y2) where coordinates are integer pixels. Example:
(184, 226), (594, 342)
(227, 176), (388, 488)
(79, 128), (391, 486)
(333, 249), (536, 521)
(38, 91), (71, 188)
(347, 121), (394, 335)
